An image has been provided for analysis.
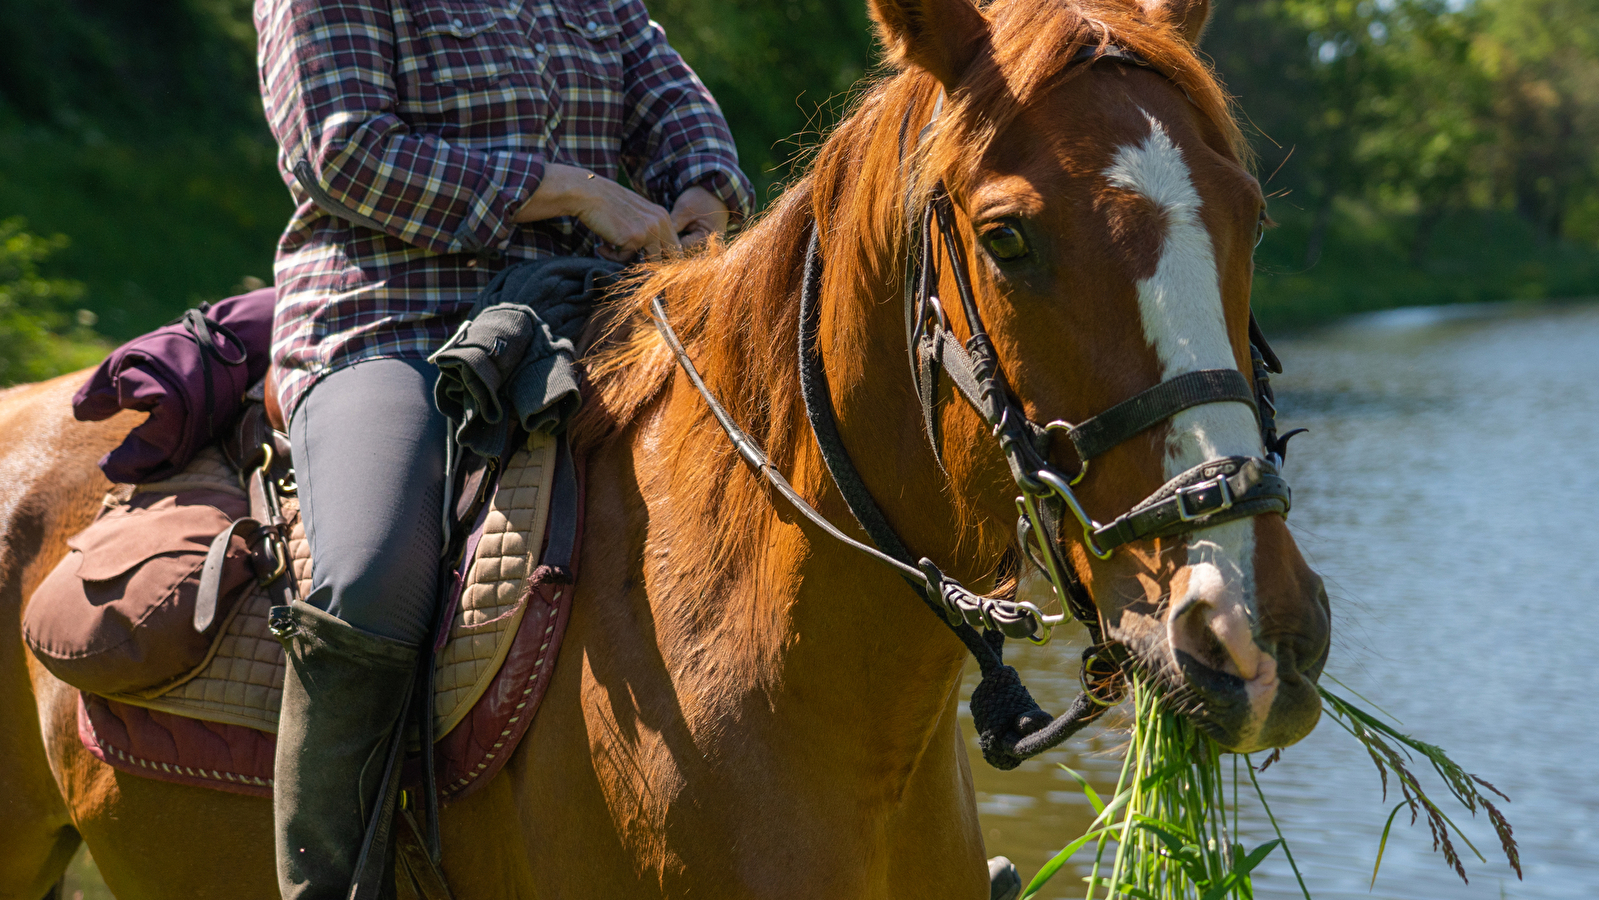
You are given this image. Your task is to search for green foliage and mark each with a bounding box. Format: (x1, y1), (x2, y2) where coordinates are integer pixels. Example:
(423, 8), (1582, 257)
(0, 0), (263, 138)
(1023, 677), (1294, 900)
(0, 127), (288, 340)
(0, 0), (284, 342)
(0, 218), (106, 386)
(1207, 0), (1599, 319)
(646, 0), (877, 199)
(6, 0), (1599, 347)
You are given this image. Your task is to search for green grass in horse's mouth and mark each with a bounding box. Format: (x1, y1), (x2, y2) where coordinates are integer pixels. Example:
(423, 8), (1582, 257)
(1018, 674), (1521, 899)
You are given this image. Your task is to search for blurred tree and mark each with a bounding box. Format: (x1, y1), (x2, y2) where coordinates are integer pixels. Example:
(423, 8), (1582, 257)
(647, 0), (877, 200)
(0, 218), (104, 385)
(2, 0), (1599, 340)
(0, 0), (262, 137)
(1353, 0), (1491, 262)
(1206, 0), (1488, 266)
(1477, 0), (1599, 241)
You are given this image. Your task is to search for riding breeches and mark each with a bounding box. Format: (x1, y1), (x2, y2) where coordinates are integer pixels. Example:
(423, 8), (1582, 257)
(287, 357), (447, 646)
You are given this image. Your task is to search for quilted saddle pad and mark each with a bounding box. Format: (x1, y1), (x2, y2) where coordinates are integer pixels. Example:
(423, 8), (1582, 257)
(78, 432), (580, 801)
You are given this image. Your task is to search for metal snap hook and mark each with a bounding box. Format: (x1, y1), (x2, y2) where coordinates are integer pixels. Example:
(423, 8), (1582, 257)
(1029, 468), (1111, 559)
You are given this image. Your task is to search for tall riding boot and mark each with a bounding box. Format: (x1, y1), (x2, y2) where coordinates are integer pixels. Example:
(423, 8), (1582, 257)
(271, 600), (420, 900)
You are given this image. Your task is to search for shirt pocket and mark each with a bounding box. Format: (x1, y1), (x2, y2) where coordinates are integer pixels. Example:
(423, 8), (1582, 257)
(549, 0), (623, 90)
(410, 1), (513, 88)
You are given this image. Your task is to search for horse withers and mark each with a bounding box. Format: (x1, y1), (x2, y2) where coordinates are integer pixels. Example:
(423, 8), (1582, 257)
(0, 0), (1328, 896)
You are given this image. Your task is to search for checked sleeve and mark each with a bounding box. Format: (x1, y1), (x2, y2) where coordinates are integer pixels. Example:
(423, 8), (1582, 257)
(613, 0), (754, 223)
(257, 0), (544, 255)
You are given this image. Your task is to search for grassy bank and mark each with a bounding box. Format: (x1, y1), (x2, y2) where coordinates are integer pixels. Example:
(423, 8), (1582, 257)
(1252, 202), (1599, 332)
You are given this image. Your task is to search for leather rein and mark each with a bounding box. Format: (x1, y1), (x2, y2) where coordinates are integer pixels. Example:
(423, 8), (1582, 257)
(650, 46), (1301, 769)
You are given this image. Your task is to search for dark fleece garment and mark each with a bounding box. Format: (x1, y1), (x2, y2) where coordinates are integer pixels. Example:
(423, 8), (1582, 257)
(431, 256), (621, 460)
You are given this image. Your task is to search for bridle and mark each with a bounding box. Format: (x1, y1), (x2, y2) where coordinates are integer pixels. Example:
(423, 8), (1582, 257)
(651, 45), (1302, 769)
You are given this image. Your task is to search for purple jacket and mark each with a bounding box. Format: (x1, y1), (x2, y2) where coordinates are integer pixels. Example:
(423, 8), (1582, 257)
(74, 289), (275, 484)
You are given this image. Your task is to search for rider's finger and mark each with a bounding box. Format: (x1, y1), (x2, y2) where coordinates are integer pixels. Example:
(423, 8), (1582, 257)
(596, 243), (634, 262)
(670, 203), (699, 235)
(644, 214), (679, 260)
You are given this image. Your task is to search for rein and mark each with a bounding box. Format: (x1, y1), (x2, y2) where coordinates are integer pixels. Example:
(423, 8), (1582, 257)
(650, 46), (1301, 769)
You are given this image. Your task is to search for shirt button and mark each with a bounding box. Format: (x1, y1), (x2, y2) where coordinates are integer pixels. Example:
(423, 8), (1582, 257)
(534, 42), (546, 53)
(586, 20), (598, 32)
(451, 16), (463, 28)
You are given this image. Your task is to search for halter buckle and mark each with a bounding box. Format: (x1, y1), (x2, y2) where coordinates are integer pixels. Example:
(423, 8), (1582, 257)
(1176, 474), (1234, 522)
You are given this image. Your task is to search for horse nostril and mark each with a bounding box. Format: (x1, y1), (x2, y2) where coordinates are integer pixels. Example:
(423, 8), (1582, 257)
(1168, 598), (1264, 682)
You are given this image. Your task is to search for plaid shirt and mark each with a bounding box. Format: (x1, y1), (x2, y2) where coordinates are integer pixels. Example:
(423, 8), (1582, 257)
(256, 0), (753, 419)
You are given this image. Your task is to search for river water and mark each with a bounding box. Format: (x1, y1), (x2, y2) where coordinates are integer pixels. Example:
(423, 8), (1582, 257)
(965, 301), (1599, 899)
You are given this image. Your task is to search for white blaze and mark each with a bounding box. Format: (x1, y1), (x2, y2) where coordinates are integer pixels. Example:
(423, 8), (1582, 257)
(1103, 112), (1262, 607)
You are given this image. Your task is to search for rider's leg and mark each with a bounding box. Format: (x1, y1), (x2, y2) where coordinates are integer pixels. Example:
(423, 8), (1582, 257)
(273, 357), (447, 900)
(292, 357), (447, 645)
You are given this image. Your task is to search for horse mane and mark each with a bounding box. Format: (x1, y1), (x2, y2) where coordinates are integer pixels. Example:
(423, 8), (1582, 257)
(566, 0), (1245, 684)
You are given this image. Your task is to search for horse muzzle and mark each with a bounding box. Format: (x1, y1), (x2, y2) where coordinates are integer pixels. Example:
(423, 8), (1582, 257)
(1157, 567), (1329, 752)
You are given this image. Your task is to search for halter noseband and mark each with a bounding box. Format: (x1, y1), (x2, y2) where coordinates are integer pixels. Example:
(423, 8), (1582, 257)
(650, 45), (1302, 769)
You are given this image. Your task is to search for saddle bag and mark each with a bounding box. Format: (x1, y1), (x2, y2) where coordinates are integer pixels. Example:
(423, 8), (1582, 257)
(23, 462), (258, 696)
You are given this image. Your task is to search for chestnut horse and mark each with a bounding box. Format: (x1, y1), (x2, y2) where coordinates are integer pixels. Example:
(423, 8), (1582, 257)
(0, 0), (1330, 896)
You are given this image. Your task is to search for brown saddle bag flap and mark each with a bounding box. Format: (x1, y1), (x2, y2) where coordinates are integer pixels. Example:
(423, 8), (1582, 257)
(23, 489), (256, 695)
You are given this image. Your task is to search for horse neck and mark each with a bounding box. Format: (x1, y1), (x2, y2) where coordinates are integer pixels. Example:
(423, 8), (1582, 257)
(622, 74), (1004, 795)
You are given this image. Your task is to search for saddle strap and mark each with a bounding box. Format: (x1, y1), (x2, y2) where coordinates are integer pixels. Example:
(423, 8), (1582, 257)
(348, 668), (419, 900)
(194, 517), (260, 633)
(396, 808), (456, 900)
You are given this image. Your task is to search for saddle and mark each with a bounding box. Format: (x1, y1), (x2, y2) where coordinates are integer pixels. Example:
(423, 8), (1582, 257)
(49, 393), (582, 804)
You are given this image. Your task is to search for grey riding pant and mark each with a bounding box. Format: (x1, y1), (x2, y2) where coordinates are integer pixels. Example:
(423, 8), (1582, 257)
(287, 357), (446, 646)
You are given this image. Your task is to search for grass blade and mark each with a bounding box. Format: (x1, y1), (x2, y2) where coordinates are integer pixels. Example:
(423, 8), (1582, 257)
(1370, 801), (1408, 888)
(1019, 825), (1118, 899)
(1060, 764), (1108, 816)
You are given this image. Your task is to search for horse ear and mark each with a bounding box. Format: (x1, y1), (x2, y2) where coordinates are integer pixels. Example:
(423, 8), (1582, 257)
(868, 0), (990, 90)
(1142, 0), (1212, 44)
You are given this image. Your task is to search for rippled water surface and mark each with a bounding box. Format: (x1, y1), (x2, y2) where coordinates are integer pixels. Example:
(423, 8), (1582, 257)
(964, 302), (1599, 899)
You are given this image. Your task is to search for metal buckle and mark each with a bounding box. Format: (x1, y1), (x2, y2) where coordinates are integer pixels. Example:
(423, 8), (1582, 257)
(256, 529), (290, 587)
(1176, 474), (1234, 522)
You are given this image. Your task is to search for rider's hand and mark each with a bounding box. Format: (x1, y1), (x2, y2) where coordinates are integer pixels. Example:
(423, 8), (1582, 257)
(514, 163), (680, 261)
(670, 186), (730, 249)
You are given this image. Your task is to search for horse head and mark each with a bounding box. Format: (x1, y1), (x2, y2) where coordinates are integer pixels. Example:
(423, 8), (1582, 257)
(863, 0), (1330, 752)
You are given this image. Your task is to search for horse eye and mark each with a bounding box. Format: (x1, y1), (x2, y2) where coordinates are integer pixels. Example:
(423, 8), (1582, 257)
(982, 223), (1030, 261)
(1255, 211), (1267, 247)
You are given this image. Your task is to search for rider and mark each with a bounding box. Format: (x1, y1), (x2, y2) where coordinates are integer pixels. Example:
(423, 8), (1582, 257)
(254, 0), (751, 894)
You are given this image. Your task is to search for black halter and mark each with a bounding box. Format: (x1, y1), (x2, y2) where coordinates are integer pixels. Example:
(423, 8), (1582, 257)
(650, 46), (1302, 769)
